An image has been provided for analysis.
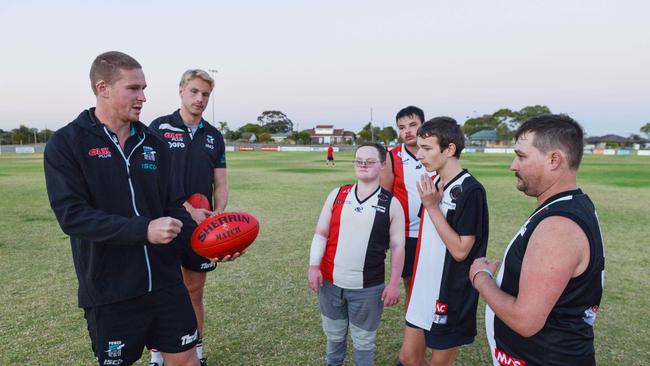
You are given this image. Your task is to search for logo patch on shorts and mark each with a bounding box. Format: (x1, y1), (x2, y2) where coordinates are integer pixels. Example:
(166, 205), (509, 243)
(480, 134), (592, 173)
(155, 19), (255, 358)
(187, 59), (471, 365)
(105, 340), (124, 359)
(181, 329), (198, 346)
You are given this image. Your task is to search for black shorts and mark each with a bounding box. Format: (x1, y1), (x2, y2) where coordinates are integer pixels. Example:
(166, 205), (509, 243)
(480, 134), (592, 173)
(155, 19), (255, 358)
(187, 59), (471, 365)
(401, 237), (418, 278)
(84, 283), (198, 365)
(182, 249), (217, 273)
(405, 320), (474, 350)
(327, 156), (334, 161)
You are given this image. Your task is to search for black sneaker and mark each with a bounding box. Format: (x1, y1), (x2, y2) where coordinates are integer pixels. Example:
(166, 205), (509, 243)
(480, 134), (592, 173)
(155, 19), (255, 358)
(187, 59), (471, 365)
(199, 358), (208, 366)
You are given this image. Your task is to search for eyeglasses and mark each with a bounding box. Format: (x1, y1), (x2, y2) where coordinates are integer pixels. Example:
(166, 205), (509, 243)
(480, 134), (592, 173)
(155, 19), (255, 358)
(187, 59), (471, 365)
(354, 159), (380, 167)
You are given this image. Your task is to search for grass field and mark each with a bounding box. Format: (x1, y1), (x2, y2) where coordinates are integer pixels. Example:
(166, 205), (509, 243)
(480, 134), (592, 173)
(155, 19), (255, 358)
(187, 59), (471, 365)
(1, 151), (649, 365)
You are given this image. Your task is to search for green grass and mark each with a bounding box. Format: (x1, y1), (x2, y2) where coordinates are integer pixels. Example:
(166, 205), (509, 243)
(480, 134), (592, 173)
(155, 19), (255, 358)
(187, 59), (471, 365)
(1, 151), (649, 365)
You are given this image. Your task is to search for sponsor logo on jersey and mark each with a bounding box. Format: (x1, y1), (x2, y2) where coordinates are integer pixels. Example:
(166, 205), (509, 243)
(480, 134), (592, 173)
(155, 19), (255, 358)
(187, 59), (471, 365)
(415, 163), (422, 169)
(105, 341), (124, 358)
(432, 313), (447, 325)
(142, 146), (156, 161)
(450, 184), (462, 200)
(372, 205), (386, 213)
(378, 193), (389, 202)
(141, 163), (157, 171)
(88, 147), (112, 159)
(163, 132), (184, 141)
(435, 300), (448, 314)
(181, 329), (198, 346)
(205, 134), (215, 149)
(354, 206), (364, 213)
(582, 305), (599, 326)
(494, 348), (526, 366)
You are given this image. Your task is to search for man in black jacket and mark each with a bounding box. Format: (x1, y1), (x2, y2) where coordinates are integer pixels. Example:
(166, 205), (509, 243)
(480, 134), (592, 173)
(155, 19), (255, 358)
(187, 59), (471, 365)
(44, 51), (200, 366)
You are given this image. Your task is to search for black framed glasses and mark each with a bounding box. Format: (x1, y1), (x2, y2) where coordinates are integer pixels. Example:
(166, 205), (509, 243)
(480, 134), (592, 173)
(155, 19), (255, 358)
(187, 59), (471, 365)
(354, 159), (379, 167)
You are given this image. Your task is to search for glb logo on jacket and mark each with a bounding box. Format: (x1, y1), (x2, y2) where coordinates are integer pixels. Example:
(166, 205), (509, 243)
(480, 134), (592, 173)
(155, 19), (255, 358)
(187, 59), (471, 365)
(88, 147), (112, 159)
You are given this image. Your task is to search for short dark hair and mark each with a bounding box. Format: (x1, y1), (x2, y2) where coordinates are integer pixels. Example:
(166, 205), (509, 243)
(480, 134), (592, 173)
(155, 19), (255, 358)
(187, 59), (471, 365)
(355, 142), (387, 163)
(89, 51), (142, 95)
(396, 106), (425, 125)
(417, 116), (465, 158)
(515, 114), (584, 170)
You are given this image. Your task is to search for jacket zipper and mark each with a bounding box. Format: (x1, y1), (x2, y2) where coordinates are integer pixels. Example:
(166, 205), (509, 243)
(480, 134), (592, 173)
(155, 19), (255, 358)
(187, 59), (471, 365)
(104, 127), (153, 292)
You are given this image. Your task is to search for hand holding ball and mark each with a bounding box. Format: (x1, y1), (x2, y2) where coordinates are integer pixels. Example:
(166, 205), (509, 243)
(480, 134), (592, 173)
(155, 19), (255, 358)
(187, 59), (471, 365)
(191, 211), (259, 259)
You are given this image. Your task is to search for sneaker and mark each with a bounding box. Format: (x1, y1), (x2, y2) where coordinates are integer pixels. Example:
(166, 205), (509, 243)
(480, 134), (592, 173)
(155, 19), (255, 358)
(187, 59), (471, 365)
(199, 358), (208, 366)
(149, 363), (162, 366)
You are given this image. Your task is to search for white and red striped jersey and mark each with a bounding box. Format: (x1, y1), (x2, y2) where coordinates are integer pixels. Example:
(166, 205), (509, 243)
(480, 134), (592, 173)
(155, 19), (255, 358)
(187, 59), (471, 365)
(389, 144), (433, 238)
(320, 184), (393, 289)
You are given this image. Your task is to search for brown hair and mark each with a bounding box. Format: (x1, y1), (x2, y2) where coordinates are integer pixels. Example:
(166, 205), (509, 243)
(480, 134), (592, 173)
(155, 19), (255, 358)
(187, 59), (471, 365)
(89, 51), (142, 95)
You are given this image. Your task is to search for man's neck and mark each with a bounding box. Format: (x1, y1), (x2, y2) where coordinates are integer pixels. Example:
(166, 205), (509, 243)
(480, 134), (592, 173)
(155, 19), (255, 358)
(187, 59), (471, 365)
(356, 179), (380, 200)
(404, 143), (418, 156)
(95, 106), (131, 148)
(438, 159), (463, 184)
(536, 173), (578, 206)
(180, 108), (202, 126)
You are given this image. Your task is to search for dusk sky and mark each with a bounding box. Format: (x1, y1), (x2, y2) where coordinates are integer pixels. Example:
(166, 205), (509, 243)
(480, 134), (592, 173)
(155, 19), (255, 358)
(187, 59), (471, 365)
(1, 0), (648, 136)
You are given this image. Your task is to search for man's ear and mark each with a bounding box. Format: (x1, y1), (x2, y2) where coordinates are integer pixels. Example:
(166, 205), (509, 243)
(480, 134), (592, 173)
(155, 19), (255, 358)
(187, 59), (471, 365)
(548, 150), (564, 170)
(446, 143), (457, 157)
(96, 80), (108, 97)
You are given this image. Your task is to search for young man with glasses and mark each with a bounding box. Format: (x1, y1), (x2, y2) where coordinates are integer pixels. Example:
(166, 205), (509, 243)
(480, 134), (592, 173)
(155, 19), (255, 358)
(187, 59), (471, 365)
(308, 142), (405, 366)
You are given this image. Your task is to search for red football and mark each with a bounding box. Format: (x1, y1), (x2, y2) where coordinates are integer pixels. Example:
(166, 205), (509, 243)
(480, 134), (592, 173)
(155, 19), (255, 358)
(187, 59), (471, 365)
(191, 211), (260, 258)
(187, 193), (210, 211)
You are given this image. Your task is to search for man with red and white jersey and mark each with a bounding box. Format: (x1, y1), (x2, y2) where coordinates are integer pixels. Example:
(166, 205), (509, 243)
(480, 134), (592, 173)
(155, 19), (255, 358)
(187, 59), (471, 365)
(380, 106), (430, 303)
(308, 142), (405, 366)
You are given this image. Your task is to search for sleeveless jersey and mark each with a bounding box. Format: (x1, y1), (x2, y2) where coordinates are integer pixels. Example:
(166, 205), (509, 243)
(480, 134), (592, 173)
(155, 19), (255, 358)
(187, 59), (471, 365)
(320, 184), (393, 289)
(390, 144), (430, 238)
(486, 189), (605, 366)
(406, 171), (489, 335)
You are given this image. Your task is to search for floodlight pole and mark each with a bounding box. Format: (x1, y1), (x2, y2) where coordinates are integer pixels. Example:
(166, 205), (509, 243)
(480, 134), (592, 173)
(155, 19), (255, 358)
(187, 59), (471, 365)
(208, 68), (218, 123)
(370, 107), (374, 142)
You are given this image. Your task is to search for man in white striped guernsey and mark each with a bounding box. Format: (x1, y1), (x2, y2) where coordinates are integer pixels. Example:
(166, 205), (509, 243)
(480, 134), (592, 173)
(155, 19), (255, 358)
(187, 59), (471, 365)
(398, 117), (489, 366)
(308, 142), (405, 366)
(470, 115), (604, 366)
(380, 106), (432, 306)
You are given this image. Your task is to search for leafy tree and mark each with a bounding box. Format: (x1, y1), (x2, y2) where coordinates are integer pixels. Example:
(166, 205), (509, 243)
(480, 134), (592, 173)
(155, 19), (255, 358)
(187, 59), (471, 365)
(289, 131), (311, 145)
(462, 115), (500, 136)
(641, 122), (650, 139)
(238, 123), (265, 135)
(224, 130), (241, 141)
(258, 133), (272, 143)
(514, 105), (551, 124)
(257, 110), (293, 133)
(37, 129), (53, 143)
(12, 125), (31, 144)
(357, 123), (381, 143)
(217, 121), (230, 133)
(378, 126), (397, 144)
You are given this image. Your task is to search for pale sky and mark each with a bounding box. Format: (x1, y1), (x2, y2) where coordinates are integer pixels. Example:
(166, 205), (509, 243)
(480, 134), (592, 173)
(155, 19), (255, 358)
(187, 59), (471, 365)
(1, 0), (648, 136)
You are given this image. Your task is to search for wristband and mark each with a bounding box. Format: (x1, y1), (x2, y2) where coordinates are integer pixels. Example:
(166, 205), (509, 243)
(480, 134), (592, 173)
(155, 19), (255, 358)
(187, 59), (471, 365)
(471, 268), (494, 289)
(309, 234), (327, 266)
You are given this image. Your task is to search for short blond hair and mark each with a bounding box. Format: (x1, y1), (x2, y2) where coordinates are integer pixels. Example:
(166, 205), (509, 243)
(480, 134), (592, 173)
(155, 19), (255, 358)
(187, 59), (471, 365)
(179, 69), (214, 90)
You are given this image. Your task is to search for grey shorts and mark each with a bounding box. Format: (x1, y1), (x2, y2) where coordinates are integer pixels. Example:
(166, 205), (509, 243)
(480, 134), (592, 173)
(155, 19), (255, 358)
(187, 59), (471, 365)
(318, 280), (385, 332)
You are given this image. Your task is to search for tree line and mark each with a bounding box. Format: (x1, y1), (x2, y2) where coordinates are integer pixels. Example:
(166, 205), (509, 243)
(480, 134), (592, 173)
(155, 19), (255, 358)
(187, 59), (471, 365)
(3, 107), (649, 145)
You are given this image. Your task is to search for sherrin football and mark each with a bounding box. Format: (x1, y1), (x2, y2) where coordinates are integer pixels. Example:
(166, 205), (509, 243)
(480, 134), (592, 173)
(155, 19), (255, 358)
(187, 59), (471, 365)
(187, 193), (211, 211)
(191, 211), (259, 258)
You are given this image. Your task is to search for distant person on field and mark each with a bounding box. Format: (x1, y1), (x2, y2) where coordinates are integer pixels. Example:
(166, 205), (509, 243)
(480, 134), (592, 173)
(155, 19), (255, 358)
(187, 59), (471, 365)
(44, 51), (200, 366)
(398, 117), (489, 366)
(471, 115), (605, 366)
(326, 143), (335, 166)
(380, 106), (432, 307)
(149, 69), (236, 366)
(308, 142), (405, 366)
